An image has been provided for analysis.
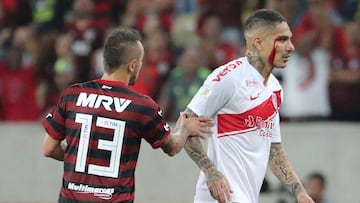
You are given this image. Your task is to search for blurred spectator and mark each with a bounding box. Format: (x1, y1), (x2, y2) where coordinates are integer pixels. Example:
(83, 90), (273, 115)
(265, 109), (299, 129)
(264, 0), (301, 28)
(158, 46), (210, 121)
(332, 0), (359, 22)
(275, 171), (333, 203)
(174, 0), (199, 16)
(39, 33), (76, 114)
(130, 30), (175, 100)
(198, 15), (239, 70)
(33, 30), (57, 93)
(171, 11), (199, 53)
(280, 49), (332, 120)
(197, 0), (244, 45)
(279, 0), (348, 120)
(0, 0), (32, 28)
(30, 0), (72, 34)
(90, 46), (104, 79)
(64, 0), (106, 82)
(92, 0), (125, 26)
(122, 0), (175, 33)
(305, 172), (333, 203)
(0, 27), (12, 60)
(329, 21), (360, 121)
(292, 0), (348, 58)
(90, 26), (116, 80)
(171, 0), (200, 52)
(0, 46), (40, 121)
(12, 25), (37, 67)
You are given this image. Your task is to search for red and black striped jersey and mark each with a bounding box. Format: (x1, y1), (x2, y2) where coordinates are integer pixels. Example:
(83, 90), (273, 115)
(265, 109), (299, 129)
(42, 79), (170, 203)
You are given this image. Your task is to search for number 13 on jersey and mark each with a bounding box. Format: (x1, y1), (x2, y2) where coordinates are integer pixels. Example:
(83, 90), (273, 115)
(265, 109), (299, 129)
(75, 113), (125, 178)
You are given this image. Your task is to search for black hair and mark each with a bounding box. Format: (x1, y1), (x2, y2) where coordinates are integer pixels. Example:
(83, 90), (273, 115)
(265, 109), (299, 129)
(244, 9), (287, 34)
(103, 27), (141, 73)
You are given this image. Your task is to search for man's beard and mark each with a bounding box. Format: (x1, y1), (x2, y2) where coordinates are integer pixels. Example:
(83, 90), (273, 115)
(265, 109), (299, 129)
(128, 73), (137, 86)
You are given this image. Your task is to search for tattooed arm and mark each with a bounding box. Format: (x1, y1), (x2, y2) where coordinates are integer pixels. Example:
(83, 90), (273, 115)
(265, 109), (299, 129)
(183, 108), (232, 203)
(269, 143), (314, 203)
(162, 112), (213, 156)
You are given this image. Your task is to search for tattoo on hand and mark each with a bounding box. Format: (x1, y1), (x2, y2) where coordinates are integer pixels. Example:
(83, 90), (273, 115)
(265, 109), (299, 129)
(205, 167), (223, 184)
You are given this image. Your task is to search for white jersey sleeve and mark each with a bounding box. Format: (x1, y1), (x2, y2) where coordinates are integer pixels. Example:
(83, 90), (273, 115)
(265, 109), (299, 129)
(270, 112), (281, 143)
(187, 69), (234, 117)
(269, 74), (283, 143)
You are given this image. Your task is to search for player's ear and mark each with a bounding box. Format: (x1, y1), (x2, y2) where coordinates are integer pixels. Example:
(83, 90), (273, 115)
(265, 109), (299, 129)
(127, 58), (137, 73)
(254, 37), (263, 51)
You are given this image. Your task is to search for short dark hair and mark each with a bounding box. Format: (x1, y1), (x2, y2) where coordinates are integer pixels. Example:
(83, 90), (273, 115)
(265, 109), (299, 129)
(244, 9), (286, 35)
(103, 27), (141, 73)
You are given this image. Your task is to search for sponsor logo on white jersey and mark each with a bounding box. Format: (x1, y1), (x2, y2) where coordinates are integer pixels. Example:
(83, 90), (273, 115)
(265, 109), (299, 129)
(246, 79), (259, 87)
(212, 60), (242, 82)
(244, 115), (274, 129)
(67, 182), (114, 200)
(76, 92), (132, 112)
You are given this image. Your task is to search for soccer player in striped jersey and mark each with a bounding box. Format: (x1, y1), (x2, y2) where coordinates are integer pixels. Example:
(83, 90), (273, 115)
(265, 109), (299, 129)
(42, 27), (214, 203)
(183, 9), (315, 203)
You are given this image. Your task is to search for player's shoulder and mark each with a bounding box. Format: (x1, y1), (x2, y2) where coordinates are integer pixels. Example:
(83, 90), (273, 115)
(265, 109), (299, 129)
(123, 89), (160, 110)
(61, 80), (148, 101)
(202, 57), (248, 90)
(67, 80), (94, 90)
(208, 57), (247, 83)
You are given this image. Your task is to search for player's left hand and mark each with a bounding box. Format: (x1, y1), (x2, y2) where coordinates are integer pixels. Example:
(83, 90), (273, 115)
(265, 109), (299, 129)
(296, 190), (315, 203)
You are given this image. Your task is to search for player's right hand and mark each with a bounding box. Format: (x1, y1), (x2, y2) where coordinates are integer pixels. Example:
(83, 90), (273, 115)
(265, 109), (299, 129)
(204, 166), (233, 203)
(296, 190), (315, 203)
(179, 112), (213, 138)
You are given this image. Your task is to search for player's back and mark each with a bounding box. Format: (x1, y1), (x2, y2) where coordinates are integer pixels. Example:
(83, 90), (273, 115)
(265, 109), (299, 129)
(45, 79), (169, 203)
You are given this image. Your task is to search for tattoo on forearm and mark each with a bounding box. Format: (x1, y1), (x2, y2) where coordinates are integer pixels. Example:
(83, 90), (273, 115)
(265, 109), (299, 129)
(205, 167), (224, 187)
(183, 108), (215, 171)
(287, 182), (301, 195)
(185, 137), (215, 170)
(269, 143), (302, 195)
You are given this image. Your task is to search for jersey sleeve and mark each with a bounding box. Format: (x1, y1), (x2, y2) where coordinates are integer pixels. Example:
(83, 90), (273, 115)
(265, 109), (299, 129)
(187, 71), (234, 117)
(42, 92), (68, 141)
(141, 98), (170, 149)
(271, 84), (283, 143)
(270, 112), (281, 143)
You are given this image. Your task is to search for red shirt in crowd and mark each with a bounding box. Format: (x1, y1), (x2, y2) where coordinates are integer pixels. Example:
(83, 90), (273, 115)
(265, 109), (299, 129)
(0, 62), (40, 121)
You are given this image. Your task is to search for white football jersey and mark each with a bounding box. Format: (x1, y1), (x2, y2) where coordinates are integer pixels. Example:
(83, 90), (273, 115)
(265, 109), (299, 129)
(188, 57), (283, 203)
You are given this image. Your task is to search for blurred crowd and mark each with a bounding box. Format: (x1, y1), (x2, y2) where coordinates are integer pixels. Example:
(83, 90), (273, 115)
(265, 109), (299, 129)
(0, 0), (359, 122)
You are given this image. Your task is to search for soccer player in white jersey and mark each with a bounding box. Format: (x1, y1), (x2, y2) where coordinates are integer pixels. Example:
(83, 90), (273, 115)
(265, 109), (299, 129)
(184, 9), (315, 203)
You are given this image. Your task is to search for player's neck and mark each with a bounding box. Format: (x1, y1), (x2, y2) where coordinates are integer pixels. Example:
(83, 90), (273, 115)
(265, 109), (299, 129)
(101, 71), (129, 85)
(246, 53), (272, 81)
